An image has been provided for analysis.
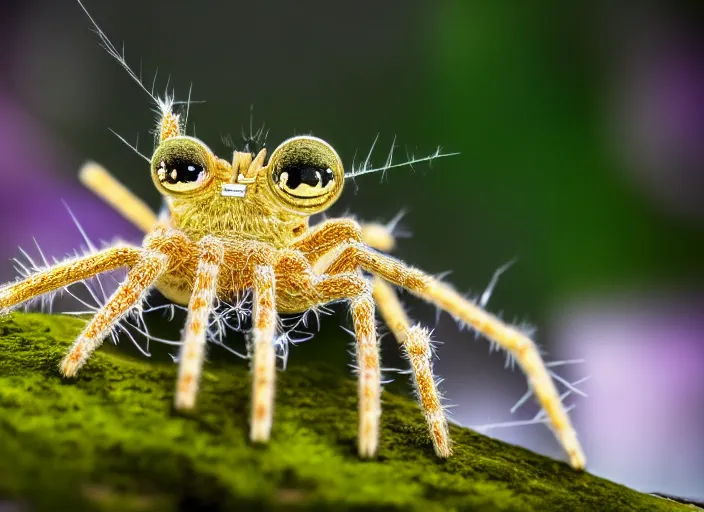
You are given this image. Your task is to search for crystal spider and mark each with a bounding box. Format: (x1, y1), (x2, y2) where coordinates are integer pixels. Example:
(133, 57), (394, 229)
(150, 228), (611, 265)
(0, 1), (586, 469)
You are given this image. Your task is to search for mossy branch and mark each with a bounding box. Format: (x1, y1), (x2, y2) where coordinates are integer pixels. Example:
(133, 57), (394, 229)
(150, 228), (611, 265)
(0, 313), (691, 511)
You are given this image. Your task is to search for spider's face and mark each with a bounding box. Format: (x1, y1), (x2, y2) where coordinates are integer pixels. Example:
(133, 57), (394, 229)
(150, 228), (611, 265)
(263, 136), (345, 215)
(151, 135), (345, 217)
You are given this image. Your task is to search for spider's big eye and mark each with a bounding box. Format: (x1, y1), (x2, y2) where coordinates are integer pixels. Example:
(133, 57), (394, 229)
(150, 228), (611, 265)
(276, 164), (335, 197)
(266, 136), (344, 214)
(158, 160), (204, 188)
(151, 136), (213, 195)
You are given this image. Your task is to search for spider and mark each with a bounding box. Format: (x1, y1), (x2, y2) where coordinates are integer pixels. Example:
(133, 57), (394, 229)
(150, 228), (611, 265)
(0, 1), (585, 470)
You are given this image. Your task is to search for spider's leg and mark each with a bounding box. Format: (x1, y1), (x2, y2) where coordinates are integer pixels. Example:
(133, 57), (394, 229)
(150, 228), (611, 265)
(175, 236), (224, 410)
(0, 245), (142, 314)
(361, 221), (451, 456)
(313, 272), (380, 457)
(79, 162), (158, 233)
(291, 218), (362, 265)
(60, 249), (168, 376)
(250, 265), (278, 442)
(360, 222), (398, 253)
(326, 243), (586, 469)
(373, 278), (451, 457)
(293, 217), (402, 265)
(295, 218), (449, 455)
(350, 280), (379, 457)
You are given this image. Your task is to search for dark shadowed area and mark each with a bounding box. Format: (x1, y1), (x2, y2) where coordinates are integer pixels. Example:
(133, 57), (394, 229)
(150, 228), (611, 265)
(0, 0), (702, 501)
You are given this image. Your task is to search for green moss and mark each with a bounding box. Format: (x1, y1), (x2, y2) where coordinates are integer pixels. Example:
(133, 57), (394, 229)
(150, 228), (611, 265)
(0, 312), (692, 511)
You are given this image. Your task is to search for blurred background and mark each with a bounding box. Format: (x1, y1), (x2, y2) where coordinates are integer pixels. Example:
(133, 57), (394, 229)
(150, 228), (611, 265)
(1, 0), (703, 501)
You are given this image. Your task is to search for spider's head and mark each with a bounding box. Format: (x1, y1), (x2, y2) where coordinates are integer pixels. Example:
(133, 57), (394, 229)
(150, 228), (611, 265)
(151, 133), (345, 217)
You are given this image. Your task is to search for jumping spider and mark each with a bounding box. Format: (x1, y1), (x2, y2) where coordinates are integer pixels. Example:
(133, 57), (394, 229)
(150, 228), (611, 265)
(0, 1), (586, 470)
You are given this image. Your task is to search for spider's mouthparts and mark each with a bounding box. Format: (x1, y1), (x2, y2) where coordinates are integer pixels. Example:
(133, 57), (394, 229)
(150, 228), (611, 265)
(221, 183), (247, 198)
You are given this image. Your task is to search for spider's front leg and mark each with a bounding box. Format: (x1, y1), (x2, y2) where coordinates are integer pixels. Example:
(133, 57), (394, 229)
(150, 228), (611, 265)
(60, 249), (168, 376)
(174, 236), (225, 410)
(326, 243), (587, 470)
(349, 280), (380, 457)
(173, 238), (280, 441)
(59, 227), (190, 376)
(249, 265), (277, 442)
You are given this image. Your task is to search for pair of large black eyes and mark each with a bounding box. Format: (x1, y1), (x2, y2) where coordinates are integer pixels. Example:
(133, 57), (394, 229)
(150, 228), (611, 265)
(275, 164), (335, 190)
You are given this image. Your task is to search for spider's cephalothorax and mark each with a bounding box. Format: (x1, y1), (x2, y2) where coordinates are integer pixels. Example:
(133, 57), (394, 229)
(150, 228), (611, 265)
(153, 134), (344, 247)
(148, 130), (346, 308)
(0, 1), (587, 470)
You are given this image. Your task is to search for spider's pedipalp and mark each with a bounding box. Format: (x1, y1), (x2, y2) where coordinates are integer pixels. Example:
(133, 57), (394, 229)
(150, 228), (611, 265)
(250, 265), (278, 442)
(175, 236), (224, 410)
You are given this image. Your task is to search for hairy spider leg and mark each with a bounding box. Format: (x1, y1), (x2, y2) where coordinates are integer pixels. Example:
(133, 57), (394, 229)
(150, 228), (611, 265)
(175, 236), (224, 410)
(291, 218), (361, 265)
(360, 221), (451, 457)
(373, 278), (451, 457)
(297, 218), (451, 457)
(60, 249), (168, 377)
(324, 242), (586, 469)
(250, 264), (278, 442)
(0, 245), (142, 314)
(311, 272), (380, 457)
(350, 283), (379, 457)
